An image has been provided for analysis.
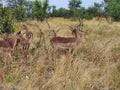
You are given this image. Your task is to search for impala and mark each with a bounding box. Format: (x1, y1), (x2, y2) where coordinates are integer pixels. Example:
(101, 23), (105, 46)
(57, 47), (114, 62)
(1, 34), (19, 55)
(0, 39), (14, 57)
(4, 33), (30, 64)
(49, 28), (84, 60)
(0, 34), (19, 68)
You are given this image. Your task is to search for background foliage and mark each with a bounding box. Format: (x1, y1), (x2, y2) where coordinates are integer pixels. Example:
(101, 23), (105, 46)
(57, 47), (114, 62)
(0, 0), (120, 33)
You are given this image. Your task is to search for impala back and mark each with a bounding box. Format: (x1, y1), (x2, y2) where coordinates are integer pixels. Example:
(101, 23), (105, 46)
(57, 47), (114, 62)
(51, 37), (77, 49)
(0, 40), (14, 56)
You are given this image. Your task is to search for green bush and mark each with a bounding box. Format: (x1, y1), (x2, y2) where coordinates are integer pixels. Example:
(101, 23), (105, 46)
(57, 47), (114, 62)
(0, 8), (14, 33)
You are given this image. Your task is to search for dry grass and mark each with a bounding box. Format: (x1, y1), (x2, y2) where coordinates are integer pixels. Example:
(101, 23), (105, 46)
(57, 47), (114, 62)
(0, 18), (120, 90)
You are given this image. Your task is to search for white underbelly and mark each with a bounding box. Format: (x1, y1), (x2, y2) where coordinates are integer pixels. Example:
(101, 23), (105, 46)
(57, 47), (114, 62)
(57, 43), (76, 49)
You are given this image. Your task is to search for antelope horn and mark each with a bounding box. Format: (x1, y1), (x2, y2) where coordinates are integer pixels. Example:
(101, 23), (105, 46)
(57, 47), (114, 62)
(61, 24), (74, 31)
(23, 24), (28, 30)
(34, 23), (42, 32)
(55, 27), (68, 33)
(56, 29), (61, 33)
(78, 18), (83, 26)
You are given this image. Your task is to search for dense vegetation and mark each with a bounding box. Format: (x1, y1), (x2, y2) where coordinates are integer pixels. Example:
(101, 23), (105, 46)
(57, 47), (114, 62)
(0, 0), (120, 90)
(0, 0), (120, 33)
(0, 17), (119, 90)
(0, 0), (120, 21)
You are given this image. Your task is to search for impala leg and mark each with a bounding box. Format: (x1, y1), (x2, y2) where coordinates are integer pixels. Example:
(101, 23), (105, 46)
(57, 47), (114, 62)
(3, 58), (6, 70)
(51, 48), (58, 67)
(31, 33), (33, 40)
(22, 50), (28, 65)
(3, 53), (11, 70)
(51, 48), (54, 60)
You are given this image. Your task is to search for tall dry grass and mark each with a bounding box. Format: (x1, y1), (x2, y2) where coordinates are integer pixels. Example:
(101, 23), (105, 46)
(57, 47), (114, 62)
(0, 18), (120, 90)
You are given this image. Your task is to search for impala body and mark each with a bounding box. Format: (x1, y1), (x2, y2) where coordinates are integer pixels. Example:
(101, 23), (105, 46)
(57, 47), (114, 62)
(0, 40), (13, 55)
(50, 37), (77, 49)
(49, 29), (84, 58)
(0, 35), (19, 56)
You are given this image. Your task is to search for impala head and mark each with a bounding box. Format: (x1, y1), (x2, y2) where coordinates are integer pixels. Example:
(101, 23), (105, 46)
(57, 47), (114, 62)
(61, 18), (84, 37)
(23, 24), (28, 31)
(16, 31), (23, 37)
(22, 24), (33, 40)
(71, 29), (84, 40)
(72, 19), (84, 38)
(49, 30), (57, 37)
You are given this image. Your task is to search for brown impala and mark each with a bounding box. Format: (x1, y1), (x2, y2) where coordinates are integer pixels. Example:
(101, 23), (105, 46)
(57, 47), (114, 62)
(49, 27), (84, 59)
(0, 34), (19, 57)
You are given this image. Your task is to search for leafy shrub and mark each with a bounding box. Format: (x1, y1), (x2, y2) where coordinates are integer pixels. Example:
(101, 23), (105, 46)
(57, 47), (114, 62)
(0, 8), (14, 33)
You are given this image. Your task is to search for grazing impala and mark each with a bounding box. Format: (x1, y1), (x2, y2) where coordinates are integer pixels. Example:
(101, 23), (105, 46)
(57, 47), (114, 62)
(0, 39), (14, 57)
(49, 28), (84, 59)
(0, 34), (19, 68)
(0, 34), (19, 55)
(4, 32), (30, 63)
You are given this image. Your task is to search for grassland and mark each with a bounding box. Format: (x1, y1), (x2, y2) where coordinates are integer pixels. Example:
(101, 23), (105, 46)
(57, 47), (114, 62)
(0, 18), (120, 90)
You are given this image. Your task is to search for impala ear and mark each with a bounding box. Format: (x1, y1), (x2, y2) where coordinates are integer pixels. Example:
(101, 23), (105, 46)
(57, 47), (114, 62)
(72, 29), (77, 35)
(23, 24), (28, 30)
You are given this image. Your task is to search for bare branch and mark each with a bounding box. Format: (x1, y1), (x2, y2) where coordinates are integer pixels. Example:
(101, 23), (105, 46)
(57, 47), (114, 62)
(34, 23), (42, 32)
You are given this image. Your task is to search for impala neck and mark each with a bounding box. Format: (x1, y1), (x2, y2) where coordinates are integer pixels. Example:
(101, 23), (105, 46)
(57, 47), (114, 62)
(25, 29), (28, 32)
(74, 31), (78, 39)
